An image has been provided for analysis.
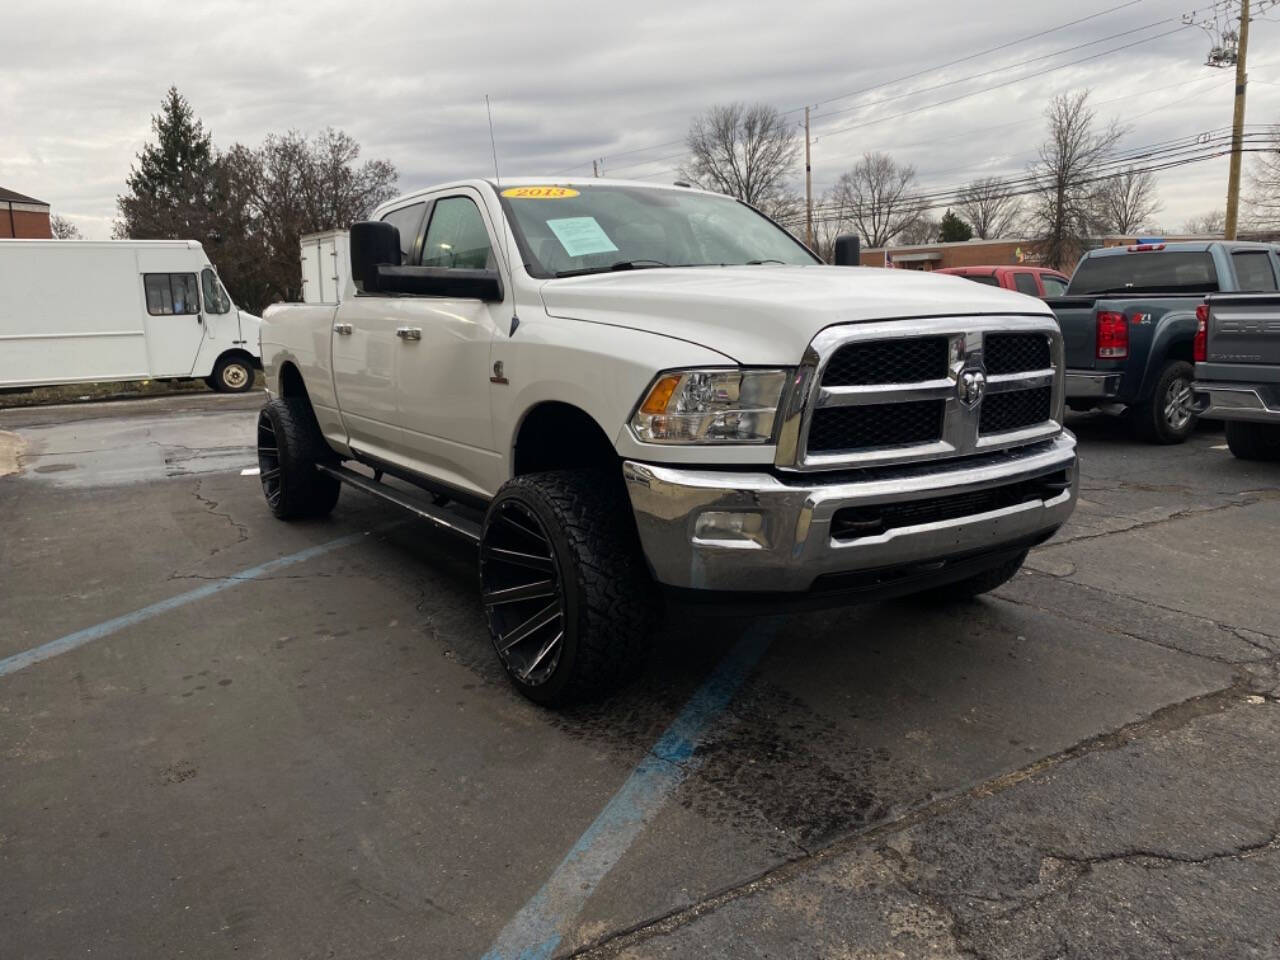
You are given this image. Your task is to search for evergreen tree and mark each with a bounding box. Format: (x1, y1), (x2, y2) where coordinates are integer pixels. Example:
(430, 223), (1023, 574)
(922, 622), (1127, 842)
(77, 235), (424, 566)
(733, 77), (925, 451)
(115, 87), (216, 239)
(938, 209), (973, 243)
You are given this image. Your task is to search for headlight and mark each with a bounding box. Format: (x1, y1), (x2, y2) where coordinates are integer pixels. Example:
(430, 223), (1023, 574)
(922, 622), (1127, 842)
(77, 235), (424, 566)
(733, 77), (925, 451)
(631, 368), (789, 444)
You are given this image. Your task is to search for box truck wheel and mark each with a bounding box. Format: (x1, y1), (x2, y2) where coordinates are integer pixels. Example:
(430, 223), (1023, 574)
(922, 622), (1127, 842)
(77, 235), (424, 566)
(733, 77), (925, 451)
(209, 354), (255, 393)
(256, 398), (340, 519)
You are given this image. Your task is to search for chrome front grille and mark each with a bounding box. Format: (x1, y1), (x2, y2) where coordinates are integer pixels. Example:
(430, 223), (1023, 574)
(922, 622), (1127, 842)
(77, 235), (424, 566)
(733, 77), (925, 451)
(775, 316), (1065, 471)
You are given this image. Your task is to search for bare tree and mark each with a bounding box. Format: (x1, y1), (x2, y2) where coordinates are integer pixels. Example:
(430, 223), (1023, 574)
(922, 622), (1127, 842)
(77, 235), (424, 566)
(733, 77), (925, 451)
(681, 102), (801, 219)
(1246, 124), (1280, 229)
(1182, 209), (1226, 235)
(1026, 91), (1124, 269)
(956, 177), (1022, 239)
(808, 189), (850, 262)
(50, 214), (82, 239)
(897, 216), (940, 246)
(831, 152), (925, 248)
(1094, 166), (1160, 234)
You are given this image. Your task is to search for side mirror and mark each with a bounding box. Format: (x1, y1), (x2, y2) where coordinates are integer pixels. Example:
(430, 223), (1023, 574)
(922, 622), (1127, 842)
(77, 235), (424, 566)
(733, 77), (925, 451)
(834, 234), (861, 267)
(350, 221), (400, 292)
(375, 266), (504, 303)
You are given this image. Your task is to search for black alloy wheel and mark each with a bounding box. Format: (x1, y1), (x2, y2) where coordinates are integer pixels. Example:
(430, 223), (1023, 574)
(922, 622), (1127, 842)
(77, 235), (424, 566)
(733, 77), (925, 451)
(480, 499), (568, 687)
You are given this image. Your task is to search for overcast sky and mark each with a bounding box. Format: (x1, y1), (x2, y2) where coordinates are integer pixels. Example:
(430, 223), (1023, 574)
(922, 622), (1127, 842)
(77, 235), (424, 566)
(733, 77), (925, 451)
(4, 0), (1277, 240)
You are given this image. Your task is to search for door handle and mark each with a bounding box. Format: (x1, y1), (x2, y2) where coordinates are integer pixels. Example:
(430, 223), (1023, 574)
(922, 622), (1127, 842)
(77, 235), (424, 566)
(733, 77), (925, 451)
(396, 327), (422, 341)
(333, 322), (353, 335)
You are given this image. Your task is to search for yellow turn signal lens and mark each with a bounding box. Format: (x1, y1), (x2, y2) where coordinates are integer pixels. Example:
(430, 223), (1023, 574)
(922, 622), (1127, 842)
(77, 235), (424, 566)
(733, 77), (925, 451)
(640, 374), (682, 415)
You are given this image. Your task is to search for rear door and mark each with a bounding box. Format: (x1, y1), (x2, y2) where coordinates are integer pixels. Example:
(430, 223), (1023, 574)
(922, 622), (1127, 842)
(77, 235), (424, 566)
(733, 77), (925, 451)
(331, 200), (427, 463)
(141, 270), (205, 375)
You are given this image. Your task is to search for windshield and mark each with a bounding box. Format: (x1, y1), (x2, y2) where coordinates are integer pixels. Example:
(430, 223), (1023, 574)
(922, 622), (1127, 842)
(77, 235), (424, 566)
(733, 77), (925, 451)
(1067, 251), (1219, 296)
(497, 184), (819, 278)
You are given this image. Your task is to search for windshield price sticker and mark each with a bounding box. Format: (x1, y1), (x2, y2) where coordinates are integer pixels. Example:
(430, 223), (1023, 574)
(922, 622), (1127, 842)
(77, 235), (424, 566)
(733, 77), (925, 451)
(501, 186), (580, 199)
(546, 217), (619, 258)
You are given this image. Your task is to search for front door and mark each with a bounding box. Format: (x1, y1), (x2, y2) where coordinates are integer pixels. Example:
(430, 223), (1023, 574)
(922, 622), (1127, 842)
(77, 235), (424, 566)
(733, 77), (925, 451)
(141, 271), (205, 375)
(395, 191), (504, 497)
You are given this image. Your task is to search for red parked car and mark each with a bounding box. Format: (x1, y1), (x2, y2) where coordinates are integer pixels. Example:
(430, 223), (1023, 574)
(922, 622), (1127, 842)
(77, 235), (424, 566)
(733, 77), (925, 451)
(936, 265), (1069, 298)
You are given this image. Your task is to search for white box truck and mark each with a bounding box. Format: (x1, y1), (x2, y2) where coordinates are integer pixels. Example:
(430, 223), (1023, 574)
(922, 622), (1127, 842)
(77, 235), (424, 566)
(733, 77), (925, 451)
(0, 239), (262, 394)
(300, 229), (353, 304)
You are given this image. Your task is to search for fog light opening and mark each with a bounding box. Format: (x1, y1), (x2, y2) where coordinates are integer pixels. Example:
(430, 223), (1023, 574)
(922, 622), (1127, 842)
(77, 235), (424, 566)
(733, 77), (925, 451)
(693, 511), (768, 548)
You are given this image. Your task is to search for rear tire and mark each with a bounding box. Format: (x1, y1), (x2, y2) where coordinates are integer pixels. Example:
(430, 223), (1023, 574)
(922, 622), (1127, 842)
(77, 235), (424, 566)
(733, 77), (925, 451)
(211, 355), (255, 393)
(1225, 420), (1280, 461)
(1131, 359), (1196, 444)
(479, 470), (654, 706)
(916, 550), (1028, 603)
(256, 397), (340, 519)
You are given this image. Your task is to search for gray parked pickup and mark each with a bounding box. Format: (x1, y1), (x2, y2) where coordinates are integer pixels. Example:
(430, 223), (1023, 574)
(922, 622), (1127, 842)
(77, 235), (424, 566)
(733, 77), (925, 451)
(1193, 292), (1280, 461)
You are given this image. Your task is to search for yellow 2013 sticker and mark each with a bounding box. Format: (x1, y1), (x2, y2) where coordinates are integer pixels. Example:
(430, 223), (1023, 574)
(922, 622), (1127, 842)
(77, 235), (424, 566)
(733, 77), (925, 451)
(501, 186), (580, 199)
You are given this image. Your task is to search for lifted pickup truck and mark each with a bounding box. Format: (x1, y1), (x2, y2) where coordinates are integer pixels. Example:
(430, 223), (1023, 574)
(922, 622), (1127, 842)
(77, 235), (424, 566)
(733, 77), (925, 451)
(1047, 241), (1280, 443)
(1193, 292), (1280, 460)
(257, 178), (1078, 704)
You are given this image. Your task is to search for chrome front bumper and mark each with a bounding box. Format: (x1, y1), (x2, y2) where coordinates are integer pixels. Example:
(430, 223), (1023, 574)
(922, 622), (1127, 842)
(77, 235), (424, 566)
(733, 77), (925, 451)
(1065, 371), (1122, 399)
(1193, 382), (1280, 424)
(623, 433), (1078, 593)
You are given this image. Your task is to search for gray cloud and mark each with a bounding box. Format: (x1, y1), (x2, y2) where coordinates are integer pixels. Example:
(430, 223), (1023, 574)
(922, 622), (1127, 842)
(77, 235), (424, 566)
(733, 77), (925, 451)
(4, 0), (1277, 238)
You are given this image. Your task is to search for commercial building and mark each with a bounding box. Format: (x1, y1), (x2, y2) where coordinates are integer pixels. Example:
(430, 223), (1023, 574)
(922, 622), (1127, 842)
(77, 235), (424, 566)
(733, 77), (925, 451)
(0, 187), (52, 239)
(859, 238), (1035, 270)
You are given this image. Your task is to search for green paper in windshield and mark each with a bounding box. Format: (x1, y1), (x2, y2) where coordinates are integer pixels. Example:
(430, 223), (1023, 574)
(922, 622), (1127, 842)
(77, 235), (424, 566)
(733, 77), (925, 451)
(546, 217), (619, 258)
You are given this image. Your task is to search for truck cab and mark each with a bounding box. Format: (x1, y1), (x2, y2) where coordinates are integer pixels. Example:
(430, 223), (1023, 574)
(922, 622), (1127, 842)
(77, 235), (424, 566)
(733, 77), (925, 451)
(936, 265), (1069, 299)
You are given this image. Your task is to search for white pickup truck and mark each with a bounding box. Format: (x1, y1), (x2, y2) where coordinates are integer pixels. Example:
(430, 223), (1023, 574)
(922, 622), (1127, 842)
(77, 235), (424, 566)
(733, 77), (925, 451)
(257, 178), (1078, 704)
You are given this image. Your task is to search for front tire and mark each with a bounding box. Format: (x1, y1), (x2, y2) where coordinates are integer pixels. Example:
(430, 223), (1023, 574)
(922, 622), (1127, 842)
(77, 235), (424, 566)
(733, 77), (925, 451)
(479, 470), (654, 706)
(916, 550), (1028, 603)
(256, 397), (340, 519)
(1225, 420), (1280, 461)
(211, 354), (255, 393)
(1131, 359), (1196, 444)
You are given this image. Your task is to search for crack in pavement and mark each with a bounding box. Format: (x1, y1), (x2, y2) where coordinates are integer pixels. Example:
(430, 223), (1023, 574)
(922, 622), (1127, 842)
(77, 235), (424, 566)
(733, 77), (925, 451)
(190, 476), (251, 558)
(1001, 570), (1280, 659)
(568, 679), (1263, 959)
(1047, 494), (1264, 548)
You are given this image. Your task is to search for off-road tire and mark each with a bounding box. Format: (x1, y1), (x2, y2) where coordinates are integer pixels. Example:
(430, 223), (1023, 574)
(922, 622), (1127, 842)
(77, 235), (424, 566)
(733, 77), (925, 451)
(479, 470), (655, 706)
(916, 550), (1028, 603)
(211, 354), (255, 393)
(256, 397), (340, 520)
(1130, 359), (1196, 444)
(1225, 420), (1280, 461)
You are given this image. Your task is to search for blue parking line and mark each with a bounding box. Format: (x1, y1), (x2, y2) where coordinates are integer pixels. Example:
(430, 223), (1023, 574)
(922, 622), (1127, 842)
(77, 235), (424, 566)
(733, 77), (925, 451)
(0, 531), (371, 679)
(480, 620), (778, 960)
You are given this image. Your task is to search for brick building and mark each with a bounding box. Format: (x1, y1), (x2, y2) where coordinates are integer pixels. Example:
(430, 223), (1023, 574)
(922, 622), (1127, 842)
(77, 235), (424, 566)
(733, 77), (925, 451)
(1, 187), (52, 239)
(859, 238), (1036, 270)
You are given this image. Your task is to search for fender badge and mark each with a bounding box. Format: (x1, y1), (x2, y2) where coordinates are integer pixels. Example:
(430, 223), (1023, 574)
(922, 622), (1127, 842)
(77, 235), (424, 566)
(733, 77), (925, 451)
(490, 361), (509, 385)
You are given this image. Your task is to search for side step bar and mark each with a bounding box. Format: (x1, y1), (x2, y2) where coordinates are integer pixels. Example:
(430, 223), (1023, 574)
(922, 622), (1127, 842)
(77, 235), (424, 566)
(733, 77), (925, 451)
(316, 463), (482, 544)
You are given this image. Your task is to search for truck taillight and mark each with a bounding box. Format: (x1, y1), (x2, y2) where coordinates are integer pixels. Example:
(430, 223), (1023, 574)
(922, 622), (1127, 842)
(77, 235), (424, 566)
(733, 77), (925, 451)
(1194, 303), (1209, 362)
(1096, 311), (1129, 359)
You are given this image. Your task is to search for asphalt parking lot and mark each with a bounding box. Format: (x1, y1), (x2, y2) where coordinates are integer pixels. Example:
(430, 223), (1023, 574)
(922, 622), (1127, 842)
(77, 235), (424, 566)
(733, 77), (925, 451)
(2, 393), (1279, 959)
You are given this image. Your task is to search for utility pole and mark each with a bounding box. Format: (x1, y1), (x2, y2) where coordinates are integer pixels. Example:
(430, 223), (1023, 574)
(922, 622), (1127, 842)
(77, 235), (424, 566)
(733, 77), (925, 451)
(593, 159), (599, 178)
(1225, 0), (1251, 239)
(804, 107), (814, 250)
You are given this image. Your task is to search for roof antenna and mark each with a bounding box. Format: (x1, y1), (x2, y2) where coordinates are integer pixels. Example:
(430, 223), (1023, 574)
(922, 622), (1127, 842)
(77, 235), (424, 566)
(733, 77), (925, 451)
(486, 94), (519, 337)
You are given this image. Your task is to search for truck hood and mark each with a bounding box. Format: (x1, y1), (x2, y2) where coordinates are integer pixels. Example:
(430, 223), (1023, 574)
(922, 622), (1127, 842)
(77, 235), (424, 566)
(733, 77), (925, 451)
(538, 264), (1052, 364)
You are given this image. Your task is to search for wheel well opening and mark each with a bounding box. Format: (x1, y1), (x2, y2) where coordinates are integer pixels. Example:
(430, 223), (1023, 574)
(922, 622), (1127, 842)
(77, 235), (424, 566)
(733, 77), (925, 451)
(514, 403), (618, 476)
(279, 362), (307, 399)
(1164, 339), (1194, 364)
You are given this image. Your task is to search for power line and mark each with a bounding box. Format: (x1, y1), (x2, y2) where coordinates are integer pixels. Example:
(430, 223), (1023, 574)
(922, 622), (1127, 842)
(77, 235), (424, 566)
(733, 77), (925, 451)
(553, 0), (1166, 177)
